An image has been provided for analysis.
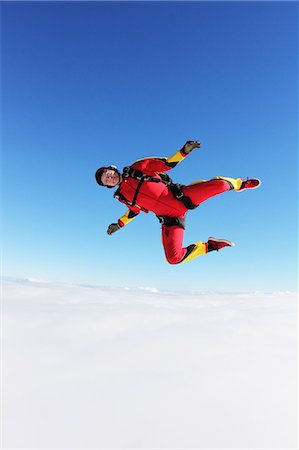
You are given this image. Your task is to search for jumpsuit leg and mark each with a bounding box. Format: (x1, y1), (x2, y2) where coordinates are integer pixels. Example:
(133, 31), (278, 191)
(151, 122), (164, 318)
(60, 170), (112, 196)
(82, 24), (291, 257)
(161, 176), (242, 265)
(161, 224), (207, 265)
(183, 176), (243, 206)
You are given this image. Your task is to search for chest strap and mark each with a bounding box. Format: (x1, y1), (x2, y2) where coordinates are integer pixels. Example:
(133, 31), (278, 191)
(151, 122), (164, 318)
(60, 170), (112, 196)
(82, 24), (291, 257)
(123, 166), (165, 183)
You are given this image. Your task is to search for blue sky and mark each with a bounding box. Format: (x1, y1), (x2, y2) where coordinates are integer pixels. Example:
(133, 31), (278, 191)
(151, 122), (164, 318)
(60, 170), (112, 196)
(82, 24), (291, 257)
(2, 1), (298, 292)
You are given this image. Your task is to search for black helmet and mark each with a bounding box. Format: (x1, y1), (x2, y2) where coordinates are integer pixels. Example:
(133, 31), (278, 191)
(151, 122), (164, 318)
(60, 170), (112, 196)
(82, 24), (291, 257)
(95, 165), (119, 188)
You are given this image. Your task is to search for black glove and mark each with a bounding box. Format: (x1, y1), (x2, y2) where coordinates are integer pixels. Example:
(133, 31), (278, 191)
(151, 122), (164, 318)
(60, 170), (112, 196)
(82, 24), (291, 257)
(107, 223), (121, 235)
(181, 140), (201, 154)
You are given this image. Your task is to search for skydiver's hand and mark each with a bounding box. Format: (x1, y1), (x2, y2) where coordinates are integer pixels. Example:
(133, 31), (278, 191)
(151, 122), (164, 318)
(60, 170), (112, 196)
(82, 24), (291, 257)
(107, 223), (121, 235)
(182, 140), (201, 154)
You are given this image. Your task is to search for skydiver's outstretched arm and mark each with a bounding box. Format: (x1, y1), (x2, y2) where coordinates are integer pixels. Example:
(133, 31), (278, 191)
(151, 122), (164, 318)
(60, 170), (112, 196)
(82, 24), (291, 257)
(107, 209), (140, 235)
(132, 140), (201, 173)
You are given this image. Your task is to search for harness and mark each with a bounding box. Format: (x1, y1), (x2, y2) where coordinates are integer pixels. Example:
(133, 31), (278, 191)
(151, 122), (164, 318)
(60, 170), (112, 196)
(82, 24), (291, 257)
(113, 166), (197, 229)
(118, 166), (197, 209)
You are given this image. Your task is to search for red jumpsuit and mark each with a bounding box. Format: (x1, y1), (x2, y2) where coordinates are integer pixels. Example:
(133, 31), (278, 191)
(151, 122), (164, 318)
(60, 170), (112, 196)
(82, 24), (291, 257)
(114, 148), (242, 264)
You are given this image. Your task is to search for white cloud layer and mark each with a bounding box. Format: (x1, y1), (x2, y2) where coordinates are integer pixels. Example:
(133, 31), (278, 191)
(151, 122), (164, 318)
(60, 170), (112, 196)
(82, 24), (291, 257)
(2, 278), (298, 448)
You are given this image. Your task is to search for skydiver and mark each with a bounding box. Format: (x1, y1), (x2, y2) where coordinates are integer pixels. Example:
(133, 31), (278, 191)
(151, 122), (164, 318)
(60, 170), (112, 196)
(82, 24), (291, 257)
(95, 141), (261, 264)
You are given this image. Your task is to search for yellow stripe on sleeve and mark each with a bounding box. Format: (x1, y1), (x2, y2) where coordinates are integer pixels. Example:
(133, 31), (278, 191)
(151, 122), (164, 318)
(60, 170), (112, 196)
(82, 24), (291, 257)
(166, 149), (186, 166)
(118, 210), (139, 227)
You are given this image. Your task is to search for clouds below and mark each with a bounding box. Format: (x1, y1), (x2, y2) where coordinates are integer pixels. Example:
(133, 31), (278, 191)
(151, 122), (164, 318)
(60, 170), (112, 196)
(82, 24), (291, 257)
(2, 279), (298, 448)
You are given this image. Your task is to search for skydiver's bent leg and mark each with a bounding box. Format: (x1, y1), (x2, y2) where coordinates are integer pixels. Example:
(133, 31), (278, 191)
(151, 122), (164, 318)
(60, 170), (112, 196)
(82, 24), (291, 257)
(183, 176), (243, 206)
(161, 225), (208, 264)
(161, 226), (235, 264)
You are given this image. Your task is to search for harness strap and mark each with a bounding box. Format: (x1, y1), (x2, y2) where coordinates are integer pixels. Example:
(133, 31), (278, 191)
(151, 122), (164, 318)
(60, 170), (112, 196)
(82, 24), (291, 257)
(131, 179), (144, 207)
(168, 184), (197, 210)
(114, 188), (149, 213)
(156, 216), (186, 229)
(123, 166), (161, 183)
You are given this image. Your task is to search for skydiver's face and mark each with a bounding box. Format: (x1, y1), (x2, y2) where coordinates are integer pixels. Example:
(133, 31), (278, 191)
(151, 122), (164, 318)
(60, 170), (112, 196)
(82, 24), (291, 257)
(101, 169), (121, 187)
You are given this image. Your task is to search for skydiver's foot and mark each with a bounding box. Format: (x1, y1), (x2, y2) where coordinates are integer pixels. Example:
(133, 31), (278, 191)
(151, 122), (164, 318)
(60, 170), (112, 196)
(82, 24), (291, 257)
(207, 237), (235, 252)
(237, 178), (261, 192)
